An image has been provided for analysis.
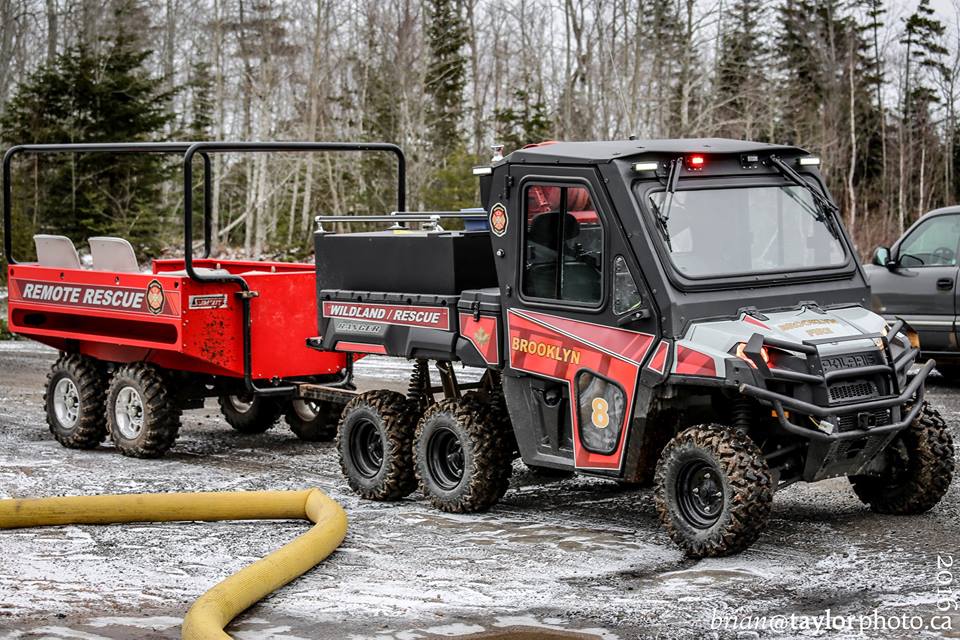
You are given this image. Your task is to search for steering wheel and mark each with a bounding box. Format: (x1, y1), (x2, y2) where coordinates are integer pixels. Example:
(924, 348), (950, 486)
(932, 246), (956, 265)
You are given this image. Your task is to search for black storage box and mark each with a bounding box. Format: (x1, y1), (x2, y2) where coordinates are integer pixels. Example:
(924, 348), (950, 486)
(315, 230), (497, 295)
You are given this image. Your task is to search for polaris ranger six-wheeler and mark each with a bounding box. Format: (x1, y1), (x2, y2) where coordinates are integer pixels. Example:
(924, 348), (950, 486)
(312, 138), (954, 557)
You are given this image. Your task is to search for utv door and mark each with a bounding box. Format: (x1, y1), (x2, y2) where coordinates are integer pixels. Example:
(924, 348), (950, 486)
(870, 213), (960, 352)
(487, 165), (659, 474)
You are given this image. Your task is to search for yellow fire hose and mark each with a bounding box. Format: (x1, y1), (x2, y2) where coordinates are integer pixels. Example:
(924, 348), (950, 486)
(0, 488), (348, 639)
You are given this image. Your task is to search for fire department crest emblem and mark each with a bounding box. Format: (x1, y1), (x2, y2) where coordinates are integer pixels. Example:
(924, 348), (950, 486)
(146, 279), (164, 315)
(489, 202), (508, 237)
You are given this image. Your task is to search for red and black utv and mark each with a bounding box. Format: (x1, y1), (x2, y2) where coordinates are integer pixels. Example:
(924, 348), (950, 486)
(3, 142), (401, 457)
(312, 139), (955, 557)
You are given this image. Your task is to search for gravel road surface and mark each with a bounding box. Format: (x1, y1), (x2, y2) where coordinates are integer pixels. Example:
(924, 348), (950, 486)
(0, 342), (958, 640)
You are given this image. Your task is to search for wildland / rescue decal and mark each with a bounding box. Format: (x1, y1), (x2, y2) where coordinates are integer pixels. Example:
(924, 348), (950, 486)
(322, 301), (450, 330)
(11, 278), (176, 316)
(511, 336), (581, 365)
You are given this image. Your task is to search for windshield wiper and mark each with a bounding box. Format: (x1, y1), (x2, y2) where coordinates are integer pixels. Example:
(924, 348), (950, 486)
(769, 155), (842, 240)
(650, 156), (684, 250)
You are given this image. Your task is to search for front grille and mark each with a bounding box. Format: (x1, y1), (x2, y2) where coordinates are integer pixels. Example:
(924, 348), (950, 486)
(828, 380), (878, 403)
(837, 409), (891, 432)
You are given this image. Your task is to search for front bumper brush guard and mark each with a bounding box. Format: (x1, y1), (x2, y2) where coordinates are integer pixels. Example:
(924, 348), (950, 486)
(736, 318), (930, 441)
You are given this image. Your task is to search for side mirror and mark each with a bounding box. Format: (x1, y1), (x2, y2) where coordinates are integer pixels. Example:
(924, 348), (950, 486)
(872, 246), (891, 267)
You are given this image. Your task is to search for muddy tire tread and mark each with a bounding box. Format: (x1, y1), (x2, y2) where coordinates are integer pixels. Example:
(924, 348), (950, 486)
(107, 364), (181, 458)
(654, 424), (773, 558)
(337, 390), (419, 500)
(415, 394), (513, 513)
(218, 395), (282, 434)
(850, 402), (955, 514)
(44, 353), (108, 449)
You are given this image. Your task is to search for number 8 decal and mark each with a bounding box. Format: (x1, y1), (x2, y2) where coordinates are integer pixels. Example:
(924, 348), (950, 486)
(591, 397), (610, 429)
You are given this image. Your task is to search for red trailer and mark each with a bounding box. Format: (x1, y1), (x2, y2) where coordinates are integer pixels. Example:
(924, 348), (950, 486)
(3, 141), (403, 457)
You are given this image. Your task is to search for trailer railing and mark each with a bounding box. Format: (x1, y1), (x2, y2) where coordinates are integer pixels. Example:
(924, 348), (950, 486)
(3, 139), (409, 398)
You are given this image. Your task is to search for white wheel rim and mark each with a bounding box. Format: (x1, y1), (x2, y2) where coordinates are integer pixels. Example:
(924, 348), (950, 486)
(228, 395), (253, 413)
(53, 378), (80, 429)
(292, 399), (320, 421)
(115, 386), (145, 439)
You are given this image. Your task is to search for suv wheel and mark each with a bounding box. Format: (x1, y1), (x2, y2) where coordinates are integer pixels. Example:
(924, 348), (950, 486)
(44, 354), (107, 449)
(655, 424), (773, 557)
(850, 402), (954, 514)
(337, 390), (418, 500)
(414, 397), (513, 513)
(107, 364), (181, 458)
(218, 393), (282, 434)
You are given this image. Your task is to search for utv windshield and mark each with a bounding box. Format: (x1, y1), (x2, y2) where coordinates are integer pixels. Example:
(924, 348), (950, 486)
(647, 185), (846, 278)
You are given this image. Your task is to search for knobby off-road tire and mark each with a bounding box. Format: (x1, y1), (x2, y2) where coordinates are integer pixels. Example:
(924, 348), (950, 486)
(218, 394), (282, 434)
(654, 424), (773, 558)
(337, 390), (419, 501)
(285, 398), (341, 442)
(414, 395), (513, 513)
(44, 353), (108, 449)
(107, 363), (182, 458)
(850, 402), (955, 514)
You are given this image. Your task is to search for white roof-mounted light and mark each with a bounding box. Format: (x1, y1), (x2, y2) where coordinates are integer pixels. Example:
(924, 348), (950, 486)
(632, 161), (659, 172)
(798, 156), (821, 166)
(472, 166), (493, 176)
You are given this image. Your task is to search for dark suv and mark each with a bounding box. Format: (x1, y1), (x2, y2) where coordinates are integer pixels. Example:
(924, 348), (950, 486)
(867, 206), (960, 375)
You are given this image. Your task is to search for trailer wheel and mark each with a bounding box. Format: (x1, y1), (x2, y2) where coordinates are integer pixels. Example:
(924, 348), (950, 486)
(218, 394), (282, 434)
(654, 424), (773, 558)
(107, 364), (181, 458)
(850, 402), (955, 514)
(414, 396), (513, 513)
(337, 390), (419, 500)
(44, 353), (108, 449)
(285, 399), (340, 442)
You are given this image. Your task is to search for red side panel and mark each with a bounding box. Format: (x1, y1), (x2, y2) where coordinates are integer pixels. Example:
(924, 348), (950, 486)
(675, 346), (717, 377)
(459, 312), (500, 365)
(647, 340), (669, 374)
(506, 309), (654, 472)
(7, 260), (346, 380)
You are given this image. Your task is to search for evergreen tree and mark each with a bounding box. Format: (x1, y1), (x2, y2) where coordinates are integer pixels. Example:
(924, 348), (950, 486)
(493, 89), (552, 153)
(424, 0), (467, 156)
(1, 31), (174, 261)
(714, 0), (767, 138)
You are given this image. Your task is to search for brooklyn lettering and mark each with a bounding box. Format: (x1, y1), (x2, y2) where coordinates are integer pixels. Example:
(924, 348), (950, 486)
(511, 336), (581, 364)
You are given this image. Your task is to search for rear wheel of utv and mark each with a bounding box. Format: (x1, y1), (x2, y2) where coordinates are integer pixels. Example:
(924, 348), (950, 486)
(285, 398), (340, 442)
(218, 393), (282, 434)
(337, 390), (419, 500)
(414, 397), (513, 513)
(107, 364), (181, 458)
(654, 425), (773, 558)
(45, 353), (108, 449)
(849, 402), (954, 514)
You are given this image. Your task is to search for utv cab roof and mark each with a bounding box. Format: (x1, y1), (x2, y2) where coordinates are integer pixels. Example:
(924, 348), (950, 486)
(506, 138), (809, 165)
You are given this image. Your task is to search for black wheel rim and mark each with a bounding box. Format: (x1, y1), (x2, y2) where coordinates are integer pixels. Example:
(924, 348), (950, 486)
(676, 459), (725, 529)
(349, 418), (384, 478)
(427, 426), (465, 490)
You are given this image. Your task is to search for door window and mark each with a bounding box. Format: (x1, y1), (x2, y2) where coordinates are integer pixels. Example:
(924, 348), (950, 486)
(613, 256), (643, 314)
(899, 215), (960, 266)
(522, 184), (603, 304)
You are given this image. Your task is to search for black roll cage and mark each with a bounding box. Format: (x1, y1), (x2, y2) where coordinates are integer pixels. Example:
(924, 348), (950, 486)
(2, 140), (407, 396)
